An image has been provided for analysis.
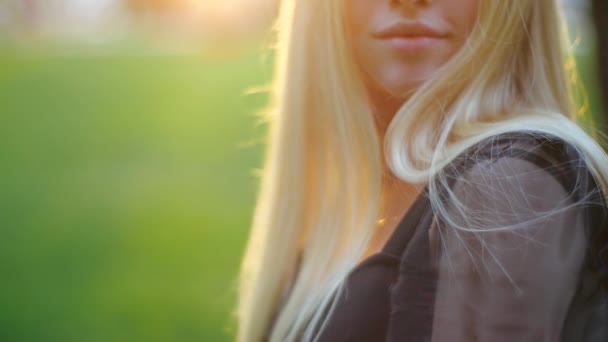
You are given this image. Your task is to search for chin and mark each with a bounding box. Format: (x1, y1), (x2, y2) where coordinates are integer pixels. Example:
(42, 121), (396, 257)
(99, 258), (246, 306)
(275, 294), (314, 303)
(378, 68), (433, 98)
(382, 79), (426, 99)
(362, 65), (434, 102)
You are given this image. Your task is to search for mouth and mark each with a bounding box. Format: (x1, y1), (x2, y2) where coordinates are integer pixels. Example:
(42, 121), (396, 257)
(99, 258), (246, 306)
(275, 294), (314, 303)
(373, 21), (447, 39)
(373, 21), (448, 53)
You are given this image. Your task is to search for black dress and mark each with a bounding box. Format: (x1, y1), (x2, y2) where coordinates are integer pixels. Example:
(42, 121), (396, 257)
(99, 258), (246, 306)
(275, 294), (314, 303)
(294, 131), (608, 341)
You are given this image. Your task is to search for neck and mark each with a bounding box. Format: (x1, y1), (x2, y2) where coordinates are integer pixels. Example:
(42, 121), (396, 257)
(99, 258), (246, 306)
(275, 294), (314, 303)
(367, 85), (427, 223)
(372, 95), (405, 140)
(369, 89), (408, 183)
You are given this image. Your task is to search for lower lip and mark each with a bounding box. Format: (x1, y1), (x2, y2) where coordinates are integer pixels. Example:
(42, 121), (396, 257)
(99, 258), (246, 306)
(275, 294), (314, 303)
(382, 36), (443, 53)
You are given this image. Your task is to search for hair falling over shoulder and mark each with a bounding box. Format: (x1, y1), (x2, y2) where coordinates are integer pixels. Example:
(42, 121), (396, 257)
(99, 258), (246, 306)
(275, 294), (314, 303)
(234, 1), (608, 341)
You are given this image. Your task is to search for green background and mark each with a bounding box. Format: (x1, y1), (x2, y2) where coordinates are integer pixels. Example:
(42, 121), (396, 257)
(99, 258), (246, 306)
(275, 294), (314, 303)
(0, 42), (603, 341)
(0, 44), (272, 341)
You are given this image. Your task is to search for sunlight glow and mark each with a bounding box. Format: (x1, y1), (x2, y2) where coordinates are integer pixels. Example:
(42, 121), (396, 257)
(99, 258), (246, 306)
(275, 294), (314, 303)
(194, 0), (276, 37)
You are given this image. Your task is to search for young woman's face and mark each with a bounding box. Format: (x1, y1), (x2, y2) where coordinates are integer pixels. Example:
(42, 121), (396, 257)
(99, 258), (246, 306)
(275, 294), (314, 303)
(345, 0), (479, 103)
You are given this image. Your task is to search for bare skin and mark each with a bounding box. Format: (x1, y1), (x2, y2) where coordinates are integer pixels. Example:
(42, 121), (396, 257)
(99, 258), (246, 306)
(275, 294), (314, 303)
(356, 102), (426, 266)
(346, 0), (479, 265)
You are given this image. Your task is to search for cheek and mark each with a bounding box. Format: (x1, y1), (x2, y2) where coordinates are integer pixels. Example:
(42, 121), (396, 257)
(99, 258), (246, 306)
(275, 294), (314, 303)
(451, 0), (480, 36)
(345, 2), (388, 86)
(345, 0), (371, 39)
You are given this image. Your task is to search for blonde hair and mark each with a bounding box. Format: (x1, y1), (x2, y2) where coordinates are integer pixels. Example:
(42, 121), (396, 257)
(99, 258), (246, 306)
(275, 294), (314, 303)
(235, 0), (608, 341)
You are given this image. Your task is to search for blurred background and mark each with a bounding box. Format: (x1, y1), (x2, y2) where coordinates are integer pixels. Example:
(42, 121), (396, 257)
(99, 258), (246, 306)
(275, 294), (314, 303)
(0, 1), (603, 341)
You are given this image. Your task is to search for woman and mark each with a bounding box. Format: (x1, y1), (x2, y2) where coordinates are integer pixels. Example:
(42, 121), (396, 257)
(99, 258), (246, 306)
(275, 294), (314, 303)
(236, 0), (608, 341)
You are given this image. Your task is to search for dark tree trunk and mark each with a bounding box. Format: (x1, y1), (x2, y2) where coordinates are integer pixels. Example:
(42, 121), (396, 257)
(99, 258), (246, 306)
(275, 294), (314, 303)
(592, 0), (607, 110)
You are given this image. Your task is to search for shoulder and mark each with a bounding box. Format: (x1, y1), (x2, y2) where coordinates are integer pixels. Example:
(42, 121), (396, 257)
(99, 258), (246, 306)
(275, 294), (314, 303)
(431, 130), (608, 233)
(434, 131), (608, 296)
(444, 130), (590, 200)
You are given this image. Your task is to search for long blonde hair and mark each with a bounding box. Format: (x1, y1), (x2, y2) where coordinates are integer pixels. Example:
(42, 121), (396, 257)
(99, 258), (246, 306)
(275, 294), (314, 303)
(235, 0), (608, 341)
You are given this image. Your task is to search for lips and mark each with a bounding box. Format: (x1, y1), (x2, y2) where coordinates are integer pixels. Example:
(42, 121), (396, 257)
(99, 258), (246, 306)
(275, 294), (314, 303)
(372, 21), (448, 53)
(373, 21), (447, 40)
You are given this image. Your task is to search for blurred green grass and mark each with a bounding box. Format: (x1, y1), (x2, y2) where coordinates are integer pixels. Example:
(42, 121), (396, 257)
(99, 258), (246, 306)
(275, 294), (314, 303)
(0, 47), (271, 341)
(0, 44), (604, 342)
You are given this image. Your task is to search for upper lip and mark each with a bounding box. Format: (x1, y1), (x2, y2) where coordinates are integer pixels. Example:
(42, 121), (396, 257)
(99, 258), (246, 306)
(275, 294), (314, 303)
(373, 22), (447, 39)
